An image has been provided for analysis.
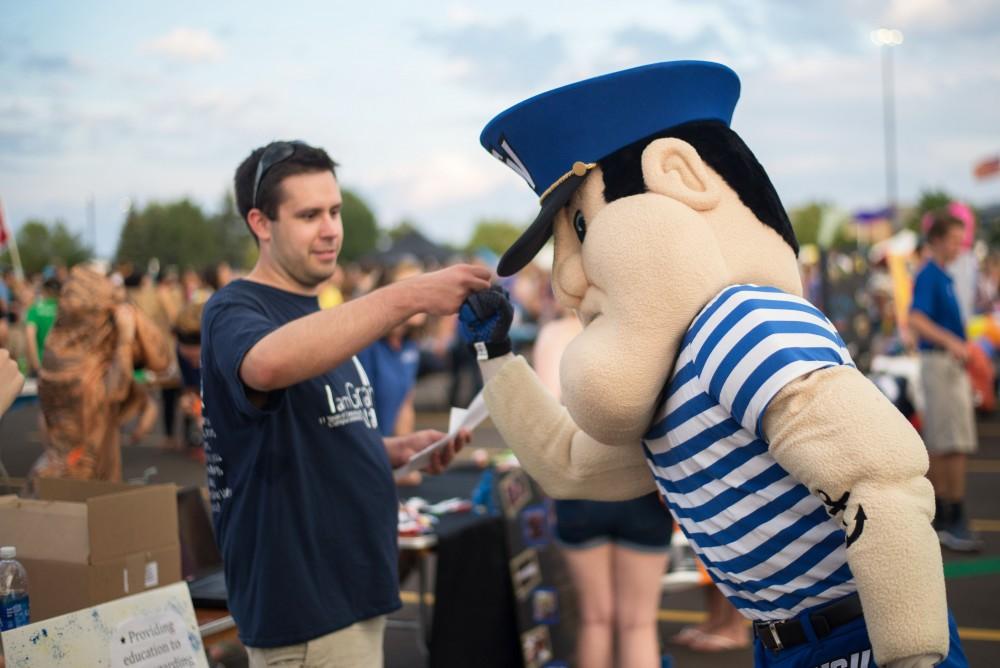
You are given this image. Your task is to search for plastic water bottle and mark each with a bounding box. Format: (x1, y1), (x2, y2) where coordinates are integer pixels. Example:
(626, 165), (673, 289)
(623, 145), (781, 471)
(0, 546), (30, 631)
(471, 466), (498, 516)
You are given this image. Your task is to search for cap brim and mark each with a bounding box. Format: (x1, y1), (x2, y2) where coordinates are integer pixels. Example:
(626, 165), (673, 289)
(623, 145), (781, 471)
(497, 173), (587, 277)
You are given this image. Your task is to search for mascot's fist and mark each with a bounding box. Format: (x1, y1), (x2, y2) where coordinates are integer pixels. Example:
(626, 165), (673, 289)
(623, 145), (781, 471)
(459, 286), (514, 360)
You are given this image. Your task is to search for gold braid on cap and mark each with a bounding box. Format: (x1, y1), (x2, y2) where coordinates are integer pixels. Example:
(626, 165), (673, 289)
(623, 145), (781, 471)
(538, 161), (596, 203)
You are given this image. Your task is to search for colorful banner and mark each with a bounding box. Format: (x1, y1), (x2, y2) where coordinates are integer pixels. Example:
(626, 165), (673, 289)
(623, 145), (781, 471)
(974, 155), (1000, 180)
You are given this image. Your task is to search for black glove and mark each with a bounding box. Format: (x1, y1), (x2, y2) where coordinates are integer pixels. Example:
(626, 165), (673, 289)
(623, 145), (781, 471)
(458, 286), (514, 360)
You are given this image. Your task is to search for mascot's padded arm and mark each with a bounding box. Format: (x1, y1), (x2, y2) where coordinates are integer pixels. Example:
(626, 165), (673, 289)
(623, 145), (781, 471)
(763, 365), (947, 667)
(481, 354), (656, 501)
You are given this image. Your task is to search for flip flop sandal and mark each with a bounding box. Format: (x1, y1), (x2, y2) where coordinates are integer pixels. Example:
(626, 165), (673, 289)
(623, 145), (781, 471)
(688, 631), (751, 652)
(669, 626), (705, 646)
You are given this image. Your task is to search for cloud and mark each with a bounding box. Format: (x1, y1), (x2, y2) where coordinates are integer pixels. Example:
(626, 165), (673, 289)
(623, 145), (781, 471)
(366, 149), (511, 212)
(0, 100), (37, 122)
(21, 53), (84, 74)
(604, 12), (856, 78)
(718, 1), (868, 51)
(142, 28), (224, 63)
(0, 128), (62, 156)
(606, 1), (872, 71)
(610, 24), (736, 64)
(762, 54), (876, 101)
(443, 3), (487, 27)
(885, 0), (1000, 35)
(416, 18), (566, 90)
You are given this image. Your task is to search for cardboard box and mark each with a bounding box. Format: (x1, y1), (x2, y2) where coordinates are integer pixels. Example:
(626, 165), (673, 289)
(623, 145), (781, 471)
(0, 479), (181, 622)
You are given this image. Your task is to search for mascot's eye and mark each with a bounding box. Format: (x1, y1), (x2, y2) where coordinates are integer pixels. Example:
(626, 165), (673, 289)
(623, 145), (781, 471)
(573, 210), (587, 243)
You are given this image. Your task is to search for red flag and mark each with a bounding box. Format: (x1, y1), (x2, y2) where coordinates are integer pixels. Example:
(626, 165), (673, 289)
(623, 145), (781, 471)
(0, 199), (8, 249)
(974, 156), (1000, 180)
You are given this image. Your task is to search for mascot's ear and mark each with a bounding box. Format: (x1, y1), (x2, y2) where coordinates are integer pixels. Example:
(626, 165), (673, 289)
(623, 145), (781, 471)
(640, 137), (721, 211)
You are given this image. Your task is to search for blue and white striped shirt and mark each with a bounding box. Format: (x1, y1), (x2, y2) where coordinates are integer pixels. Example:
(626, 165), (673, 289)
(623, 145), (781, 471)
(643, 284), (857, 621)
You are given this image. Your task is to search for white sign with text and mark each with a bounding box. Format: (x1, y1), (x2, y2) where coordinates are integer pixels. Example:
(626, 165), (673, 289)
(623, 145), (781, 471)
(110, 610), (199, 668)
(0, 582), (208, 668)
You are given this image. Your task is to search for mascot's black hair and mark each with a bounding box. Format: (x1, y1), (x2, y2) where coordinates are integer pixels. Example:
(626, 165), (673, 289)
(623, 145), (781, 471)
(599, 120), (798, 255)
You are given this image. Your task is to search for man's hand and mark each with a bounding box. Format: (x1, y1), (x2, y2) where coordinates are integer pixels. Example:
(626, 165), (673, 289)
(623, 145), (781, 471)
(909, 311), (969, 364)
(0, 349), (25, 417)
(946, 337), (969, 364)
(403, 265), (492, 316)
(458, 286), (514, 359)
(385, 428), (471, 474)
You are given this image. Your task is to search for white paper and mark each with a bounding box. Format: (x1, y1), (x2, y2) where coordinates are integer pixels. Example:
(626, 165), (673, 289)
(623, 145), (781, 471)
(393, 390), (489, 480)
(144, 561), (159, 588)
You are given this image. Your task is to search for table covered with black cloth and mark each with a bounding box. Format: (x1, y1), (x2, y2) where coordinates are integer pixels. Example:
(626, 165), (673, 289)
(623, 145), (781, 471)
(401, 464), (522, 668)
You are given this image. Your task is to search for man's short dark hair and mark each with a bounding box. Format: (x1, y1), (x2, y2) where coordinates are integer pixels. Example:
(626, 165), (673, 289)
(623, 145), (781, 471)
(42, 277), (62, 295)
(598, 120), (798, 255)
(123, 271), (143, 288)
(925, 211), (964, 244)
(234, 142), (339, 241)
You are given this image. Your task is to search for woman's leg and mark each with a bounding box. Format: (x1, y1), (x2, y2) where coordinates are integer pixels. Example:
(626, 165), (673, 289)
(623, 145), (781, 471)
(612, 545), (669, 668)
(563, 544), (614, 668)
(160, 386), (179, 449)
(688, 587), (750, 651)
(673, 583), (726, 644)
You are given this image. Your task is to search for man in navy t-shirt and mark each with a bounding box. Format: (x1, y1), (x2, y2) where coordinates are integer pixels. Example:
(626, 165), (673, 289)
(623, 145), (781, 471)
(909, 212), (982, 552)
(202, 141), (490, 667)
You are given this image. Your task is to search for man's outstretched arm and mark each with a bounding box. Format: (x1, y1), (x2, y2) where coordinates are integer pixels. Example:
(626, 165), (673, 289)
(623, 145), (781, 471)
(240, 264), (491, 391)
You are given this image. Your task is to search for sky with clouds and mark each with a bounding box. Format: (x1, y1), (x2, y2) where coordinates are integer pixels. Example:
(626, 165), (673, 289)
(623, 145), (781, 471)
(3, 0), (999, 257)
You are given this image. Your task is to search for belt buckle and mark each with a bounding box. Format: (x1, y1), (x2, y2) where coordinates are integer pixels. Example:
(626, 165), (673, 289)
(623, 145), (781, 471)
(766, 621), (785, 651)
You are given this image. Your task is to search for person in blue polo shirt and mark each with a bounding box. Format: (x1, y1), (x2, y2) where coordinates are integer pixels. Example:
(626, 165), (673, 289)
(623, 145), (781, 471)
(356, 259), (426, 439)
(201, 141), (489, 668)
(909, 212), (983, 552)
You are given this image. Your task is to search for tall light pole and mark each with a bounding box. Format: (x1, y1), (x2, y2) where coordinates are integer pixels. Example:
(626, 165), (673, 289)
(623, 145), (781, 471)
(871, 28), (904, 229)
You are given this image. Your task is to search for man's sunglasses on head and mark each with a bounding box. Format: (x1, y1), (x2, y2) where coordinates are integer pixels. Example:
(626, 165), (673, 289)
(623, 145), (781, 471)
(252, 140), (310, 210)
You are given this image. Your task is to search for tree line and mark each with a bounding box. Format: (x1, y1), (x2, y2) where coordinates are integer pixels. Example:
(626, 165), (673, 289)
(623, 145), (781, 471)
(1, 187), (987, 276)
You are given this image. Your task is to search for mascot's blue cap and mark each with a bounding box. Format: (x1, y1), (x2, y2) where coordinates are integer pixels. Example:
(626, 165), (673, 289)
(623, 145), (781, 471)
(480, 60), (740, 276)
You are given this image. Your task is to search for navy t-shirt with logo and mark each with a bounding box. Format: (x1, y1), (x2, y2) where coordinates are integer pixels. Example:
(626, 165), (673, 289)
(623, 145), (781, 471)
(201, 279), (400, 648)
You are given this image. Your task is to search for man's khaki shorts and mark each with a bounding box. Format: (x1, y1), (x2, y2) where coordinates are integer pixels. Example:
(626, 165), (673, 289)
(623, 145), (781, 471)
(246, 615), (386, 668)
(920, 351), (978, 454)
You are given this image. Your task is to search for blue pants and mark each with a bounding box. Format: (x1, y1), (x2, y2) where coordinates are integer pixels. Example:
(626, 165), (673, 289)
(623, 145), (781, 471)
(753, 609), (968, 667)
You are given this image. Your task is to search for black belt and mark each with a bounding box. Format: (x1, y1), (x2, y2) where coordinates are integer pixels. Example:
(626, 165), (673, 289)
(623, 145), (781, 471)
(753, 593), (863, 652)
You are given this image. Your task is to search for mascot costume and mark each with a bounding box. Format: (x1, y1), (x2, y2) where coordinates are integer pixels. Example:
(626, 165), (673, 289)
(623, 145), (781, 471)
(459, 62), (967, 667)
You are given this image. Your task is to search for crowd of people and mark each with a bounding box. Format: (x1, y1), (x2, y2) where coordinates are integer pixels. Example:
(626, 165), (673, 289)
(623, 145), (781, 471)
(0, 155), (994, 666)
(0, 250), (554, 467)
(1, 262), (227, 475)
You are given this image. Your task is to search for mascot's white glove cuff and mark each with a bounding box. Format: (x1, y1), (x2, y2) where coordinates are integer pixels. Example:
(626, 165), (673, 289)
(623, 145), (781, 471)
(478, 353), (514, 385)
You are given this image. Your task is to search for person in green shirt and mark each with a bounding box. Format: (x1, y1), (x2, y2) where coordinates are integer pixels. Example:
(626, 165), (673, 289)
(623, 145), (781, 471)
(25, 278), (60, 375)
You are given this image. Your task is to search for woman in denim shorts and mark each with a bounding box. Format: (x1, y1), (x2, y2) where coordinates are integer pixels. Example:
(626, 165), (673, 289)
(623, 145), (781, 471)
(534, 314), (673, 668)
